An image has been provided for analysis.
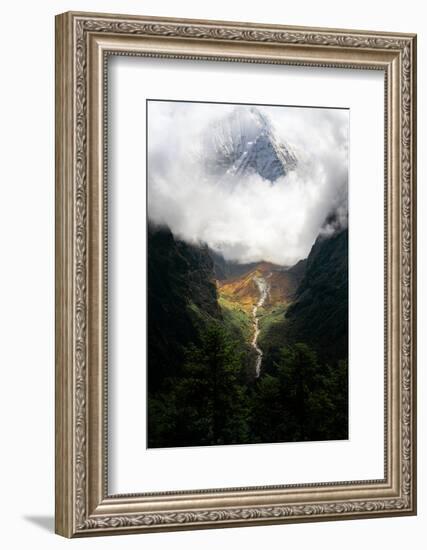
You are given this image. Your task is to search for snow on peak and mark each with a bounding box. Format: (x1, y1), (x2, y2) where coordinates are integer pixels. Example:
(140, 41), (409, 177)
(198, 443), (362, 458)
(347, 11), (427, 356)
(204, 106), (297, 182)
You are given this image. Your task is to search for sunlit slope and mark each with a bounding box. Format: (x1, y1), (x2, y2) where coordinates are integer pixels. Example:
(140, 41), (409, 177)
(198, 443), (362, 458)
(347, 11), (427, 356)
(218, 262), (300, 312)
(217, 261), (303, 348)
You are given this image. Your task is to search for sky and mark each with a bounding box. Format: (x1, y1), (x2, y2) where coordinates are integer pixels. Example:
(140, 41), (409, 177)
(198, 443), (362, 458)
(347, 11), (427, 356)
(147, 100), (348, 266)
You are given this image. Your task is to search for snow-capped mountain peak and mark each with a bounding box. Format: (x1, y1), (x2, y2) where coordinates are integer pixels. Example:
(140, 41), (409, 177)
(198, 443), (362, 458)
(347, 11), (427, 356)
(204, 107), (297, 182)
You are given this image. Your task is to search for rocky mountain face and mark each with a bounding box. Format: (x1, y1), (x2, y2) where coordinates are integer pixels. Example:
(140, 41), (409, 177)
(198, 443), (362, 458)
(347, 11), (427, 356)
(205, 106), (297, 182)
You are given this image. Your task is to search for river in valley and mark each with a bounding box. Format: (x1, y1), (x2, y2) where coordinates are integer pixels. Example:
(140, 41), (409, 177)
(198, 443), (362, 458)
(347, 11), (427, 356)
(251, 275), (270, 377)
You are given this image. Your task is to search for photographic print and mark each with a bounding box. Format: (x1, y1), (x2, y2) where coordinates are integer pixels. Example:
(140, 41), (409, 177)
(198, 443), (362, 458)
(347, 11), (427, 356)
(147, 100), (349, 449)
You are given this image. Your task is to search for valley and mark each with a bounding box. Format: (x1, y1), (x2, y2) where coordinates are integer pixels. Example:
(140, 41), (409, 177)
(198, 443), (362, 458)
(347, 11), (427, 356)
(147, 224), (349, 448)
(217, 262), (301, 377)
(146, 103), (349, 449)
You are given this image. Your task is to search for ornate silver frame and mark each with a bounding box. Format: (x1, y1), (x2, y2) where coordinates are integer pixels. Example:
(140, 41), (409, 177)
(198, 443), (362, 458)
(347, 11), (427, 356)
(55, 11), (417, 537)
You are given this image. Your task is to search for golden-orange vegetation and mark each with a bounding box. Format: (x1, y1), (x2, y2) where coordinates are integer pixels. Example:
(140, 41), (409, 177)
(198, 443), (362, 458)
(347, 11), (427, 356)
(217, 263), (298, 314)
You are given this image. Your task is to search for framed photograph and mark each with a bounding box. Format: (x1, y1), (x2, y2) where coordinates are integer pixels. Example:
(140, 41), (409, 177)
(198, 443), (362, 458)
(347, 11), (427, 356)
(55, 11), (417, 537)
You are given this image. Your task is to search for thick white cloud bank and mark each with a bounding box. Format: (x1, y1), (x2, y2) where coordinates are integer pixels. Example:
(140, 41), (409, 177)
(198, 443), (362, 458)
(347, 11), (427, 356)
(147, 100), (348, 266)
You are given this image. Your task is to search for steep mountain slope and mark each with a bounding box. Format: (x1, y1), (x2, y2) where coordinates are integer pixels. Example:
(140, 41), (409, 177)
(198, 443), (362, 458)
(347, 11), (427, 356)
(147, 224), (221, 391)
(147, 225), (256, 447)
(260, 228), (348, 372)
(285, 228), (348, 362)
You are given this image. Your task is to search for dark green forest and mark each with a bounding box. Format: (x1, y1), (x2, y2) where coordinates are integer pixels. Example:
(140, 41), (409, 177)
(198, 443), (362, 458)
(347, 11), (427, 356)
(147, 225), (348, 448)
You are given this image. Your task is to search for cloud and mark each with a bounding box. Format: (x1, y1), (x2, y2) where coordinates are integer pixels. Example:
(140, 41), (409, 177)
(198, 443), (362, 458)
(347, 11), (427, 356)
(147, 101), (348, 266)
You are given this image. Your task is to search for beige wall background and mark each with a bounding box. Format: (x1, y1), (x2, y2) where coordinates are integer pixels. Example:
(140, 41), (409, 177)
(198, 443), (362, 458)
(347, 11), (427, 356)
(0, 1), (424, 547)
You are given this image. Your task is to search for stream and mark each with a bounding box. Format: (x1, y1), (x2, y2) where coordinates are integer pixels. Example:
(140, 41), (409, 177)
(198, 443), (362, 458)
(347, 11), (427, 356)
(251, 275), (270, 377)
